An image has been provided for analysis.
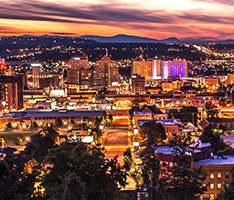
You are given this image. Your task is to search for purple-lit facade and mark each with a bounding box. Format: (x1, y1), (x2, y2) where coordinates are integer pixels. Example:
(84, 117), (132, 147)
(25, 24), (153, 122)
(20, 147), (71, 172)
(132, 60), (188, 80)
(0, 57), (5, 64)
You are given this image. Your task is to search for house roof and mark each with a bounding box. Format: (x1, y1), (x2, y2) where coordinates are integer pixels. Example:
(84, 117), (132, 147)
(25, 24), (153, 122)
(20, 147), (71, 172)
(158, 154), (174, 162)
(194, 155), (234, 165)
(139, 104), (164, 115)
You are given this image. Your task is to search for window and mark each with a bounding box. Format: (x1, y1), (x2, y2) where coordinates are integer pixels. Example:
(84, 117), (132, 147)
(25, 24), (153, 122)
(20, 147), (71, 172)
(226, 173), (229, 179)
(210, 183), (214, 190)
(217, 183), (222, 189)
(217, 173), (221, 179)
(210, 194), (215, 200)
(210, 173), (214, 179)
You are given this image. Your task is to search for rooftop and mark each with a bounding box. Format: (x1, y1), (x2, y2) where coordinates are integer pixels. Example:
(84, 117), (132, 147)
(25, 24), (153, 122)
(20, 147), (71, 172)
(137, 119), (182, 126)
(0, 109), (106, 119)
(194, 155), (234, 165)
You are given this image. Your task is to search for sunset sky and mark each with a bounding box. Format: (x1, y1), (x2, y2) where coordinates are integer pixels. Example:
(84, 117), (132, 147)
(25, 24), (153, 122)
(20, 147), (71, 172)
(0, 0), (234, 40)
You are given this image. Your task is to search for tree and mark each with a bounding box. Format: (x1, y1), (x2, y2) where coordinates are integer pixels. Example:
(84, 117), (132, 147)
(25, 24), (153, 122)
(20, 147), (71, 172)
(200, 125), (226, 154)
(43, 126), (59, 142)
(94, 116), (102, 128)
(204, 100), (219, 118)
(168, 106), (198, 126)
(123, 148), (133, 172)
(0, 131), (56, 199)
(0, 157), (41, 200)
(42, 142), (127, 200)
(156, 144), (207, 200)
(108, 114), (113, 123)
(5, 122), (13, 131)
(139, 120), (166, 147)
(139, 147), (161, 200)
(55, 118), (64, 128)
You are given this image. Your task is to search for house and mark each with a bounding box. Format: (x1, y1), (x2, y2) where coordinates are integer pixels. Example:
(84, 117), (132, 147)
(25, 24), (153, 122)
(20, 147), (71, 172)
(154, 143), (234, 200)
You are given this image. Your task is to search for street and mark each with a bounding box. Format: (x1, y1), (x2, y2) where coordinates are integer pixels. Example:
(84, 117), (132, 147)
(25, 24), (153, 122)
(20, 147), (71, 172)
(102, 116), (130, 163)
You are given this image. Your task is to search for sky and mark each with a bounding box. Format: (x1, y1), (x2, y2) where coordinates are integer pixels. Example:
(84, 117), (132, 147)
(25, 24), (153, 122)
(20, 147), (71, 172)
(0, 0), (234, 40)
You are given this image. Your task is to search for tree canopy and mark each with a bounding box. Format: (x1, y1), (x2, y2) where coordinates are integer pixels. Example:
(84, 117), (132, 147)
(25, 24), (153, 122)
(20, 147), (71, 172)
(139, 120), (166, 147)
(42, 142), (127, 200)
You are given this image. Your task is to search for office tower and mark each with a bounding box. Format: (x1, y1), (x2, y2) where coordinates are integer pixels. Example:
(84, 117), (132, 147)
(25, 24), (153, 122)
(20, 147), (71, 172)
(69, 56), (89, 69)
(80, 68), (93, 87)
(67, 69), (78, 83)
(131, 75), (145, 94)
(31, 63), (41, 88)
(132, 60), (188, 80)
(0, 75), (23, 111)
(94, 56), (119, 86)
(132, 60), (161, 80)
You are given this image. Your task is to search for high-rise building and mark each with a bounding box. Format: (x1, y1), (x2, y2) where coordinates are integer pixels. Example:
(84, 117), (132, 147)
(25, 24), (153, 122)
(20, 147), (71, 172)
(67, 69), (78, 83)
(67, 56), (119, 87)
(132, 60), (188, 80)
(131, 74), (145, 94)
(27, 71), (63, 89)
(69, 56), (89, 69)
(0, 75), (23, 111)
(94, 56), (119, 86)
(80, 68), (93, 87)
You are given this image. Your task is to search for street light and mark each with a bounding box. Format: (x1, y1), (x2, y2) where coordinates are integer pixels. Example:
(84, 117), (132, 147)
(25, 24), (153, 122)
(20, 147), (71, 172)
(134, 129), (138, 134)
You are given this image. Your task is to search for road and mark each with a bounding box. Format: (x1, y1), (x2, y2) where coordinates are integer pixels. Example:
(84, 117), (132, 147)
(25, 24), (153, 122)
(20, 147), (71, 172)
(102, 116), (136, 190)
(102, 116), (130, 163)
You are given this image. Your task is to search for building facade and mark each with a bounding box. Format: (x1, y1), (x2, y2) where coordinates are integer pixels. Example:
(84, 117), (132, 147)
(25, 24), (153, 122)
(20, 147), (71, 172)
(94, 56), (119, 86)
(69, 56), (89, 69)
(0, 75), (23, 111)
(132, 60), (188, 80)
(131, 75), (145, 94)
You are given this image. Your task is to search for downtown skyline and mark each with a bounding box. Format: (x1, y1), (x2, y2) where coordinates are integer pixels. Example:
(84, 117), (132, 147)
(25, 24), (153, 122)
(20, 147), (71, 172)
(0, 0), (234, 40)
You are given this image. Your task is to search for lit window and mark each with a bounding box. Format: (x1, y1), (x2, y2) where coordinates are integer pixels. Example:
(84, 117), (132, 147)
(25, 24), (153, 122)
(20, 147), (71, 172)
(217, 183), (222, 189)
(217, 173), (221, 179)
(210, 173), (214, 179)
(210, 194), (215, 200)
(210, 183), (214, 190)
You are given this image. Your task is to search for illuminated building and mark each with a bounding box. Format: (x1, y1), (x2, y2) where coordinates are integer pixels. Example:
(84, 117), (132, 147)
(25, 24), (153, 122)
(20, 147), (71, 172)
(0, 58), (6, 75)
(204, 77), (220, 88)
(67, 69), (78, 83)
(69, 56), (89, 69)
(94, 56), (119, 86)
(80, 68), (93, 87)
(154, 143), (234, 200)
(228, 73), (234, 85)
(132, 60), (188, 80)
(27, 71), (63, 89)
(0, 57), (6, 75)
(0, 75), (23, 111)
(67, 56), (118, 87)
(130, 75), (145, 94)
(67, 68), (93, 87)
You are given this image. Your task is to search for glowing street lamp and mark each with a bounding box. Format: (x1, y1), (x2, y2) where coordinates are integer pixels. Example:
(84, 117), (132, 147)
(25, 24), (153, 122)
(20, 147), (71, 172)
(25, 136), (30, 142)
(134, 129), (138, 134)
(99, 125), (104, 130)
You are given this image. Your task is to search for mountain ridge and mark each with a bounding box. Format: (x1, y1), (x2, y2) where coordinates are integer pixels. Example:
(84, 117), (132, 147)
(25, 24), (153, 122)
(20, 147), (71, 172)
(3, 34), (234, 44)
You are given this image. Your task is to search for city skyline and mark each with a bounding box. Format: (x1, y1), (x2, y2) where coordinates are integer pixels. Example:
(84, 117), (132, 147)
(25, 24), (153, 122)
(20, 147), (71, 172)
(0, 0), (234, 40)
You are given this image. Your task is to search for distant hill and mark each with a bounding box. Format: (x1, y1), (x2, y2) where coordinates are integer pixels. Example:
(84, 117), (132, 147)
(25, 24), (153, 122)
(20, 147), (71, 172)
(79, 34), (160, 43)
(10, 34), (234, 44)
(79, 34), (183, 43)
